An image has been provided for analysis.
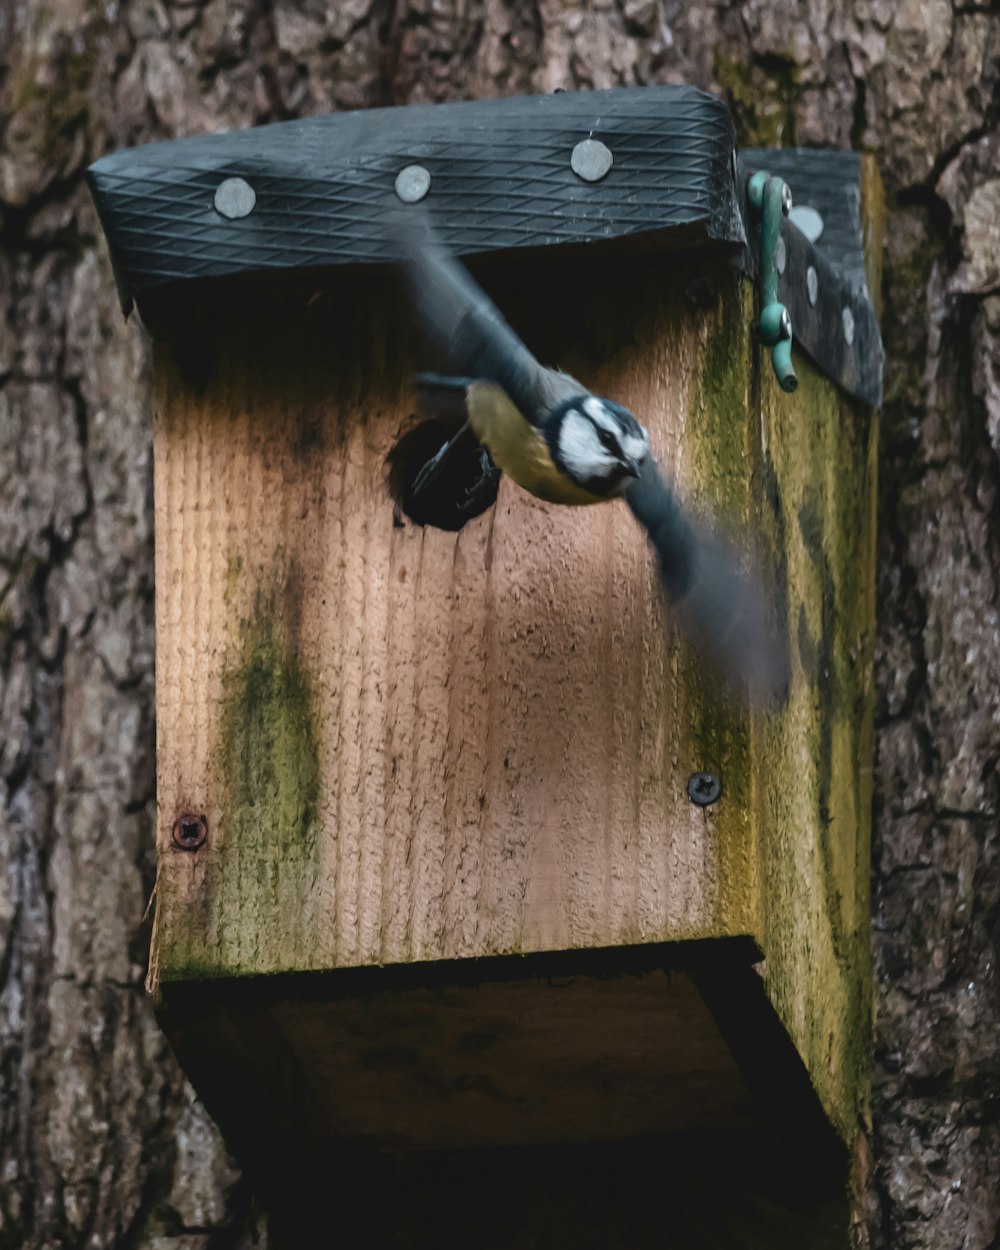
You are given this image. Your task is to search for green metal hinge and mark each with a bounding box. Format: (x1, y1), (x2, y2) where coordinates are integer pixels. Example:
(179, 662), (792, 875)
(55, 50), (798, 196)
(747, 170), (797, 394)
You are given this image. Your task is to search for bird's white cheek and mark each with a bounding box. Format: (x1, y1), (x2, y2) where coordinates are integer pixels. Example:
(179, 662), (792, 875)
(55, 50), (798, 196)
(559, 411), (610, 479)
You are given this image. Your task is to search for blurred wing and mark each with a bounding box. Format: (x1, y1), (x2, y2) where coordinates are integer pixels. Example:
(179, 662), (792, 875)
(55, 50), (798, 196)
(625, 456), (789, 702)
(411, 372), (477, 426)
(391, 217), (554, 421)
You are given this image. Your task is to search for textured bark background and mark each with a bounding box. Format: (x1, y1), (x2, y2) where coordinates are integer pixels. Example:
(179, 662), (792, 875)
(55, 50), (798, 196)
(0, 2), (997, 1248)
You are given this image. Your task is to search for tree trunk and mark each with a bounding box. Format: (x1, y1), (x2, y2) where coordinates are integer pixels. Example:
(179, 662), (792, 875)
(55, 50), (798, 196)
(1, 3), (996, 1248)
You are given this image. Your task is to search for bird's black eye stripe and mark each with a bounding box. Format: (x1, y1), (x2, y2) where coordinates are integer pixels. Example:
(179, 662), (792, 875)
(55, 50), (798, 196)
(597, 428), (618, 453)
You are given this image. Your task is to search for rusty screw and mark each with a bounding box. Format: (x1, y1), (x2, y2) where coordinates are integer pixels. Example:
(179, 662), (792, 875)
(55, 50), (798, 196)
(172, 813), (207, 851)
(687, 772), (722, 807)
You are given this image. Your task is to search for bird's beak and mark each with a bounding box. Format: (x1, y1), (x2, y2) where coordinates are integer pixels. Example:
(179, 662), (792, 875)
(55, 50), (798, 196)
(620, 460), (641, 478)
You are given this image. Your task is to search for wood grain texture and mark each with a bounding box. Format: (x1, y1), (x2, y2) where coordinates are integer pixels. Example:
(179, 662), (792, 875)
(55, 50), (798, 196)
(753, 156), (881, 1143)
(150, 253), (758, 988)
(148, 241), (876, 1146)
(755, 354), (878, 1144)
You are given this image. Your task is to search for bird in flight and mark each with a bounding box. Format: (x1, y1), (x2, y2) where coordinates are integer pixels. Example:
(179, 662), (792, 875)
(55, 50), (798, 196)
(392, 221), (788, 702)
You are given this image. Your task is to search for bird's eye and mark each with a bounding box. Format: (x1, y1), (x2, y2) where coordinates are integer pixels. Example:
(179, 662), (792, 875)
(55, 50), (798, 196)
(598, 429), (618, 454)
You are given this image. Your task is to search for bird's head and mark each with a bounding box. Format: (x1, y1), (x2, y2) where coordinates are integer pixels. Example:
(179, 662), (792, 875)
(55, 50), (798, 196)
(546, 396), (650, 497)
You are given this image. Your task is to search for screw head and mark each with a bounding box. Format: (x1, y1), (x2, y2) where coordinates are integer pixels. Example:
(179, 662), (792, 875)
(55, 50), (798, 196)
(780, 182), (793, 214)
(789, 204), (824, 243)
(687, 772), (722, 807)
(779, 307), (793, 340)
(172, 813), (207, 851)
(214, 177), (256, 220)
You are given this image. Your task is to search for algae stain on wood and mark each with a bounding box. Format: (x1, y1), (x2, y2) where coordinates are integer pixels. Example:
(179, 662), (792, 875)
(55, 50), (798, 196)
(683, 278), (760, 934)
(210, 577), (322, 974)
(756, 354), (877, 1144)
(676, 274), (875, 1145)
(218, 594), (320, 850)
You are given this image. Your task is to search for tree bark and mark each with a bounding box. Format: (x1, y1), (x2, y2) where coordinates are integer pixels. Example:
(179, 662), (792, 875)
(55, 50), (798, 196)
(1, 2), (996, 1248)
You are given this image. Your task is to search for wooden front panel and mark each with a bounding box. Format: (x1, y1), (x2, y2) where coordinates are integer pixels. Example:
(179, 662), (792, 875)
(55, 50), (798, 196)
(148, 252), (759, 985)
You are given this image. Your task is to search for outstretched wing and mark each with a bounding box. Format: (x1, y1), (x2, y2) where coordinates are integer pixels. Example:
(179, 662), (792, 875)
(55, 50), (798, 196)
(625, 456), (789, 702)
(407, 372), (475, 427)
(391, 218), (560, 422)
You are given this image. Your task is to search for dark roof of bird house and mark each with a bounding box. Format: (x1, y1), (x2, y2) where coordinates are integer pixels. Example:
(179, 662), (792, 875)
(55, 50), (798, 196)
(87, 84), (744, 299)
(86, 85), (882, 405)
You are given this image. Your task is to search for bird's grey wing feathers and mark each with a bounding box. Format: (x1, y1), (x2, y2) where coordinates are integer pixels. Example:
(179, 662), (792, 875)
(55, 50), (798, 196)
(625, 456), (789, 701)
(392, 219), (557, 421)
(411, 373), (477, 425)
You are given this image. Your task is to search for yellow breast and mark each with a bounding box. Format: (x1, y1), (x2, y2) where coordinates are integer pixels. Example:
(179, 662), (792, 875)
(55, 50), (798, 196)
(465, 381), (606, 507)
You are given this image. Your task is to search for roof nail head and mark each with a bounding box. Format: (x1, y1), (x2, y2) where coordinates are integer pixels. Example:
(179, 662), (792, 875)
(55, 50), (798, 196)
(214, 177), (256, 220)
(395, 165), (431, 204)
(571, 139), (613, 183)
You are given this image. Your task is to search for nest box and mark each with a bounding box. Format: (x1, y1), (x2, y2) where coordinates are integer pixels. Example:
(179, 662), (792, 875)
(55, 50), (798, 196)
(89, 85), (882, 1242)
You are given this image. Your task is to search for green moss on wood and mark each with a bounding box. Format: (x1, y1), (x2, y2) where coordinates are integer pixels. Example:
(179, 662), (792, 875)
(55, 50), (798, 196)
(685, 278), (759, 930)
(755, 355), (877, 1144)
(163, 573), (322, 982)
(217, 589), (320, 855)
(681, 273), (875, 1146)
(715, 56), (801, 148)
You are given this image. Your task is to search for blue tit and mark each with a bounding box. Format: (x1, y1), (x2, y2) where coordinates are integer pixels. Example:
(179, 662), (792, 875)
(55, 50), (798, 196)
(393, 222), (788, 701)
(394, 222), (648, 506)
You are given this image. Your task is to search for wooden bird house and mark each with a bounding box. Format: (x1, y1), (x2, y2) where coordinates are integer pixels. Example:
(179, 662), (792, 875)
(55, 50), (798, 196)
(89, 85), (882, 1245)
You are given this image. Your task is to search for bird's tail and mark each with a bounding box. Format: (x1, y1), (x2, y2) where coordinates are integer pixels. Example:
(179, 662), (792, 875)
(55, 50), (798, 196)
(625, 457), (789, 703)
